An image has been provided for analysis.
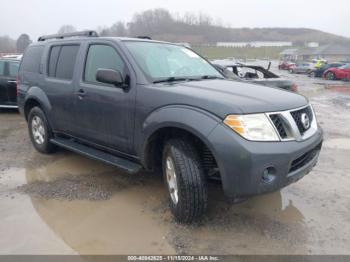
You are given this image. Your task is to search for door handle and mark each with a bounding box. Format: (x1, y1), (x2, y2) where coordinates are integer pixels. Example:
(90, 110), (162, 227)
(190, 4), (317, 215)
(76, 89), (87, 99)
(7, 80), (17, 84)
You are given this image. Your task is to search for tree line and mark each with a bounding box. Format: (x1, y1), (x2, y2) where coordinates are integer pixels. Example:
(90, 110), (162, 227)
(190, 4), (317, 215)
(1, 8), (349, 53)
(59, 9), (350, 45)
(0, 34), (32, 53)
(0, 9), (223, 53)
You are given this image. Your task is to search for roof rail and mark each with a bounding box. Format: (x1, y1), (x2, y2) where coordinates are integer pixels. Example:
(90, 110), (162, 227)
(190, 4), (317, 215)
(136, 36), (152, 40)
(38, 30), (99, 42)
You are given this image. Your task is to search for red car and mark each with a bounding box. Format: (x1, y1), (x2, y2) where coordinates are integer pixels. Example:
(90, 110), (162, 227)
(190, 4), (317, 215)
(323, 64), (350, 80)
(278, 61), (296, 70)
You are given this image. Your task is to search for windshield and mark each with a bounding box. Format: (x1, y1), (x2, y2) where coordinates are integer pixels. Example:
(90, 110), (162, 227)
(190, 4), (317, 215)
(339, 64), (350, 69)
(124, 41), (223, 82)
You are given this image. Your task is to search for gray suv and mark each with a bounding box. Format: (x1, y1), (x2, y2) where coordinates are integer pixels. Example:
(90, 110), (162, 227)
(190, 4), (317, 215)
(17, 31), (323, 223)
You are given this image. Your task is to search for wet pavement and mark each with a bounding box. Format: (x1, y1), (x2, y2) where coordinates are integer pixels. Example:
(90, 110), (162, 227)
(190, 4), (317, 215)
(1, 72), (350, 255)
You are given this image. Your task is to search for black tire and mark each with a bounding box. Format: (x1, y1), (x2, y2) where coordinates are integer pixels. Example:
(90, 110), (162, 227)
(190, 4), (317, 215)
(326, 72), (335, 80)
(162, 138), (207, 223)
(309, 71), (316, 78)
(28, 106), (56, 154)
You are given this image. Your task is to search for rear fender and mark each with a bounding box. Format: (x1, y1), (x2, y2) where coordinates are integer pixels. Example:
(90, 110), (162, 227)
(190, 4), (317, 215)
(24, 86), (52, 120)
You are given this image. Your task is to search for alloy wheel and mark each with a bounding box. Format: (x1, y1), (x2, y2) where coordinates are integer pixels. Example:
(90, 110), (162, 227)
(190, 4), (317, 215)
(165, 156), (179, 205)
(31, 116), (45, 145)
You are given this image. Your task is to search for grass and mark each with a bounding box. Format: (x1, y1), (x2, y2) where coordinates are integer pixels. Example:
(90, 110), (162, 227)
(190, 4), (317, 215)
(192, 46), (285, 60)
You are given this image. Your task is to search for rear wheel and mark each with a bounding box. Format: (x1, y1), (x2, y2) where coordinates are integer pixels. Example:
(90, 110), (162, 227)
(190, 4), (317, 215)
(309, 71), (316, 78)
(326, 72), (335, 80)
(28, 107), (56, 154)
(162, 138), (207, 223)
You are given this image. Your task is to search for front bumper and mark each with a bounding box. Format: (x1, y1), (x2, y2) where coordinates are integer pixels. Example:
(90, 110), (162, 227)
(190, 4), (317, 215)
(207, 123), (323, 199)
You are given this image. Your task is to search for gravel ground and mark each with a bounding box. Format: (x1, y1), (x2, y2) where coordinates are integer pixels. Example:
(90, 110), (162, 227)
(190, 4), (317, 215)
(0, 69), (350, 255)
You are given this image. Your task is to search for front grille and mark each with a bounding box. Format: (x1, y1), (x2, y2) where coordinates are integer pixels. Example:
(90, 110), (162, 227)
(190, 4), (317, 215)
(290, 106), (313, 135)
(270, 114), (288, 139)
(289, 143), (322, 173)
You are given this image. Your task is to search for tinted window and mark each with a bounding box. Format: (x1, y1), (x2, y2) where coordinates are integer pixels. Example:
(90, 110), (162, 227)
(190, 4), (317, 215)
(84, 45), (125, 84)
(21, 46), (44, 73)
(8, 62), (20, 77)
(48, 46), (61, 77)
(54, 45), (79, 80)
(0, 61), (5, 76)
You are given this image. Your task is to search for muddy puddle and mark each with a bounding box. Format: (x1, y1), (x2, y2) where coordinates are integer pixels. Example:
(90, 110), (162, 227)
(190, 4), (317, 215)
(1, 156), (175, 254)
(1, 150), (348, 255)
(18, 155), (149, 201)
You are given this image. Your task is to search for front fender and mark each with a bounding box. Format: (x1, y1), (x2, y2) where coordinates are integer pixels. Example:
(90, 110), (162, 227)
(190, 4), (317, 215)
(139, 105), (222, 163)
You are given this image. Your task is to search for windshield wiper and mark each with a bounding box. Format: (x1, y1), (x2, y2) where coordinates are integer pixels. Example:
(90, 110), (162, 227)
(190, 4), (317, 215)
(153, 75), (223, 84)
(153, 77), (197, 84)
(200, 75), (224, 80)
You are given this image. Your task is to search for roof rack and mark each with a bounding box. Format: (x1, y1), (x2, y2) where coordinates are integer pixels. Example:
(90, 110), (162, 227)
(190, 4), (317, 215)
(136, 36), (152, 40)
(38, 30), (99, 42)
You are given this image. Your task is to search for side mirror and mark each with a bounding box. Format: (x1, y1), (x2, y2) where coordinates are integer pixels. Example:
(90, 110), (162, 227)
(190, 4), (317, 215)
(96, 69), (124, 87)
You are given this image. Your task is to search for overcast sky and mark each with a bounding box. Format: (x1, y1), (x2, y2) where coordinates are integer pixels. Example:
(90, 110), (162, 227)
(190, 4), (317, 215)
(1, 0), (350, 40)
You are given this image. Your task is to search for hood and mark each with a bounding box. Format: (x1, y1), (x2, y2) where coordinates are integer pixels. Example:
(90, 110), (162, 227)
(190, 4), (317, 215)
(250, 78), (294, 89)
(143, 79), (308, 119)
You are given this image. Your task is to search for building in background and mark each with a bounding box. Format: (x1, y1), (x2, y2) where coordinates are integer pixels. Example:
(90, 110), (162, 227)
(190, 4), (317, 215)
(279, 48), (298, 61)
(298, 44), (350, 62)
(306, 42), (319, 48)
(217, 41), (292, 48)
(280, 44), (350, 62)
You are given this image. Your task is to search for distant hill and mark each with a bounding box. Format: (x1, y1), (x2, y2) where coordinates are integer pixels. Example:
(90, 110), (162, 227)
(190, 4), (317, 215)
(117, 9), (350, 45)
(2, 8), (349, 54)
(150, 27), (350, 46)
(218, 28), (350, 45)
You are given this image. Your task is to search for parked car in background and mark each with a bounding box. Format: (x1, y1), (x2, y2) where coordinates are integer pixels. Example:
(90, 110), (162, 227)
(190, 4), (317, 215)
(214, 63), (298, 92)
(308, 63), (345, 78)
(289, 62), (314, 74)
(278, 61), (295, 70)
(1, 54), (23, 60)
(0, 57), (20, 108)
(323, 64), (350, 80)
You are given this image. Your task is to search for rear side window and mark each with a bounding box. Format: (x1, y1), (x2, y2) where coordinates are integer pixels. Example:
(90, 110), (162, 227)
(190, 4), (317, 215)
(84, 45), (125, 84)
(47, 45), (80, 80)
(21, 46), (44, 73)
(0, 61), (5, 76)
(9, 62), (20, 77)
(48, 46), (61, 77)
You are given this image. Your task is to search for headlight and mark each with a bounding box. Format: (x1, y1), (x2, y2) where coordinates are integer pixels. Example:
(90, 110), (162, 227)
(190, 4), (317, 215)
(224, 114), (279, 141)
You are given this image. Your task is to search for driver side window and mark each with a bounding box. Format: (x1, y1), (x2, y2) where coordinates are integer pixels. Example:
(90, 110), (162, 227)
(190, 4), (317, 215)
(84, 44), (125, 84)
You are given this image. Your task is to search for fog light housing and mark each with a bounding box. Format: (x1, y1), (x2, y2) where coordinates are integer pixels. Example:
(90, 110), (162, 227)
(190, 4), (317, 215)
(262, 167), (276, 183)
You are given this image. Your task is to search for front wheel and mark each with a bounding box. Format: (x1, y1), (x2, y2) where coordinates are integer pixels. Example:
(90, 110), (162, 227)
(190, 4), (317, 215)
(28, 107), (56, 154)
(162, 138), (207, 223)
(326, 72), (336, 80)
